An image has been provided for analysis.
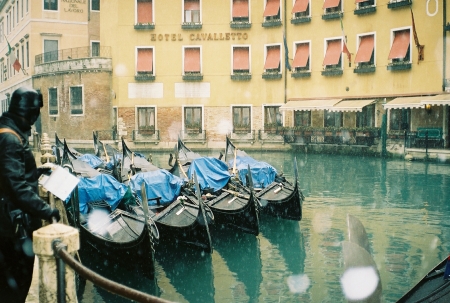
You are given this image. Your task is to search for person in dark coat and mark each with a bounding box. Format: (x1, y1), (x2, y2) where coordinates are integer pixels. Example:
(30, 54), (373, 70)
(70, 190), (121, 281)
(0, 87), (60, 303)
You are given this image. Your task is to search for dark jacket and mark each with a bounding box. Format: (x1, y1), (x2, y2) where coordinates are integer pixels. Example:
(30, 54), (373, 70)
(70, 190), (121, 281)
(0, 113), (53, 236)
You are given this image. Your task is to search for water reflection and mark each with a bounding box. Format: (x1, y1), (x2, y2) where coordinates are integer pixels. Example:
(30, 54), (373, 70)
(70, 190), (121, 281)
(77, 151), (450, 303)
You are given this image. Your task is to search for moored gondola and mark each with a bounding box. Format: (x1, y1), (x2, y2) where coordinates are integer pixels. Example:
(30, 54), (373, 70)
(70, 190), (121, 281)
(62, 151), (158, 279)
(225, 136), (304, 221)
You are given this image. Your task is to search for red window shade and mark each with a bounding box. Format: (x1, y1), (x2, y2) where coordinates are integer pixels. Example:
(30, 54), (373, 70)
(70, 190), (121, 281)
(185, 0), (199, 10)
(137, 48), (153, 72)
(184, 48), (200, 72)
(137, 0), (152, 23)
(263, 0), (280, 17)
(355, 35), (374, 63)
(233, 47), (249, 70)
(292, 43), (309, 68)
(264, 46), (280, 69)
(388, 30), (410, 59)
(292, 0), (309, 14)
(322, 40), (341, 66)
(233, 0), (249, 17)
(323, 0), (340, 9)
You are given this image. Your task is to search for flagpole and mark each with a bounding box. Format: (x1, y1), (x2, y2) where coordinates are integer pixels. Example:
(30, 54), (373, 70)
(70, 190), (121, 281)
(4, 35), (27, 75)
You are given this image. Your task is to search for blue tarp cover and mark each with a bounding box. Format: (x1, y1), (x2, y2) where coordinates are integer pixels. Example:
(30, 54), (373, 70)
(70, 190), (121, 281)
(229, 156), (277, 188)
(187, 157), (231, 191)
(78, 154), (104, 169)
(130, 170), (185, 206)
(76, 174), (128, 214)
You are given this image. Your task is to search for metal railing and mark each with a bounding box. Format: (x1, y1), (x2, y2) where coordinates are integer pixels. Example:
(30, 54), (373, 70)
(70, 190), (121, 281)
(35, 46), (112, 65)
(52, 240), (174, 303)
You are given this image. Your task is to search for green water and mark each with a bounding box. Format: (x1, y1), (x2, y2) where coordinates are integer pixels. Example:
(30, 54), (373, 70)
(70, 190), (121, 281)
(77, 151), (450, 303)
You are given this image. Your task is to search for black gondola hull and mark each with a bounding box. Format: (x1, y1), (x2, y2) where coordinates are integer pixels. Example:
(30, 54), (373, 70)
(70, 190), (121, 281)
(257, 181), (302, 221)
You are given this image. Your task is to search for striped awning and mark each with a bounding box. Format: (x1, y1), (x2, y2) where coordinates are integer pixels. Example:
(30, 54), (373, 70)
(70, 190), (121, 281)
(279, 99), (342, 111)
(421, 94), (450, 106)
(383, 96), (425, 109)
(326, 99), (375, 112)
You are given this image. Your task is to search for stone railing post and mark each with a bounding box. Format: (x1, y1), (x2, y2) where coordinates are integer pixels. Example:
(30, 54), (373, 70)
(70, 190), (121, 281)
(33, 223), (80, 303)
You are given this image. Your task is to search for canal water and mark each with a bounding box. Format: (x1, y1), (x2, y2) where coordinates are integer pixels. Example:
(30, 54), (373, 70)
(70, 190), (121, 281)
(76, 150), (450, 303)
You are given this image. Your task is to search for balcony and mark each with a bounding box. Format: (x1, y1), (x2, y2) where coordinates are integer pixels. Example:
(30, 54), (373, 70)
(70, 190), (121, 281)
(135, 72), (155, 81)
(354, 65), (376, 74)
(181, 129), (206, 144)
(134, 23), (155, 30)
(387, 0), (412, 9)
(181, 22), (202, 30)
(291, 71), (311, 78)
(34, 46), (112, 75)
(354, 6), (376, 15)
(321, 68), (343, 76)
(132, 129), (160, 143)
(322, 11), (342, 20)
(291, 16), (311, 24)
(183, 73), (203, 81)
(387, 62), (412, 71)
(231, 73), (252, 81)
(262, 71), (282, 80)
(262, 18), (282, 28)
(230, 21), (251, 29)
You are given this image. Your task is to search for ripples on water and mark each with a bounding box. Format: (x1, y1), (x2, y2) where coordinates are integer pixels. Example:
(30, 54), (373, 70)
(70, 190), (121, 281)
(77, 151), (450, 303)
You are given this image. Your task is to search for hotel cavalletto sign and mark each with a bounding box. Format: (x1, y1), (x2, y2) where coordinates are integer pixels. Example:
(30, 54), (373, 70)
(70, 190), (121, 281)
(150, 32), (249, 42)
(62, 0), (86, 13)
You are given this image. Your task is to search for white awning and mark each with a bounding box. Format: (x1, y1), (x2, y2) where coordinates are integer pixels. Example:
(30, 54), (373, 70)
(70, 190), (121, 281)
(421, 94), (450, 106)
(280, 99), (342, 111)
(383, 96), (425, 109)
(326, 99), (375, 112)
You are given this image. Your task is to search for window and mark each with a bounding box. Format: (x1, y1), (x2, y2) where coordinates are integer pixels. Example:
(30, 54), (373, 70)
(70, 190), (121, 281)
(356, 104), (375, 127)
(356, 0), (375, 8)
(294, 111), (311, 126)
(232, 0), (249, 22)
(26, 40), (29, 67)
(48, 87), (58, 115)
(292, 0), (310, 18)
(137, 107), (155, 132)
(389, 108), (410, 131)
(184, 107), (202, 131)
(137, 48), (154, 74)
(355, 34), (375, 67)
(70, 86), (83, 115)
(21, 44), (24, 68)
(21, 0), (23, 18)
(232, 46), (250, 74)
(184, 47), (201, 75)
(264, 106), (282, 127)
(43, 39), (58, 63)
(292, 42), (310, 71)
(263, 0), (280, 21)
(137, 0), (153, 24)
(324, 110), (343, 127)
(91, 41), (100, 57)
(184, 0), (200, 23)
(16, 1), (18, 23)
(44, 0), (58, 11)
(388, 29), (411, 63)
(264, 45), (281, 73)
(323, 39), (342, 69)
(323, 0), (341, 13)
(91, 0), (100, 11)
(233, 106), (251, 133)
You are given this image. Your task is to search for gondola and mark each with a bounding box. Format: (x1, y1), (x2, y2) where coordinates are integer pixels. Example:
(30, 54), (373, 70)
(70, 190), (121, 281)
(396, 258), (450, 302)
(182, 155), (260, 236)
(224, 136), (304, 221)
(168, 136), (201, 178)
(62, 146), (158, 279)
(121, 138), (214, 253)
(53, 133), (83, 164)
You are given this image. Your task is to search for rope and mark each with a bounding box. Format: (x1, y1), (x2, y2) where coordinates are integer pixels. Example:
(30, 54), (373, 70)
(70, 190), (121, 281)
(55, 248), (174, 303)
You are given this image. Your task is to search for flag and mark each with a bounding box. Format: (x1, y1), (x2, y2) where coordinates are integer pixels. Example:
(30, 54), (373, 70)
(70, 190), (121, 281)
(411, 8), (424, 62)
(340, 16), (351, 67)
(283, 32), (291, 71)
(6, 40), (21, 72)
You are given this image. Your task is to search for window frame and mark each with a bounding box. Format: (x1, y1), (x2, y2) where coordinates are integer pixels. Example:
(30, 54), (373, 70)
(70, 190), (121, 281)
(69, 85), (84, 116)
(263, 43), (282, 73)
(324, 110), (343, 128)
(356, 104), (375, 128)
(355, 32), (376, 67)
(183, 0), (202, 24)
(136, 46), (155, 75)
(357, 0), (375, 8)
(263, 0), (281, 21)
(292, 40), (311, 72)
(48, 87), (58, 116)
(389, 27), (412, 64)
(231, 105), (252, 133)
(182, 105), (204, 131)
(91, 40), (100, 57)
(263, 105), (283, 128)
(292, 0), (310, 18)
(231, 45), (251, 75)
(136, 0), (154, 24)
(231, 0), (251, 23)
(323, 37), (343, 70)
(294, 110), (311, 126)
(91, 0), (100, 11)
(44, 0), (58, 11)
(389, 108), (411, 131)
(182, 45), (202, 75)
(43, 38), (59, 63)
(135, 106), (157, 131)
(323, 0), (342, 14)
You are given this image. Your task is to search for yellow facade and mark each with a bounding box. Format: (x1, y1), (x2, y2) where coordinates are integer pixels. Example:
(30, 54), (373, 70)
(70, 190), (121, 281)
(101, 0), (450, 148)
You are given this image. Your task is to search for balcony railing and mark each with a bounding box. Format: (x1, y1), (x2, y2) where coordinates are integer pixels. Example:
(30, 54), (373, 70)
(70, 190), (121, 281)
(35, 46), (112, 65)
